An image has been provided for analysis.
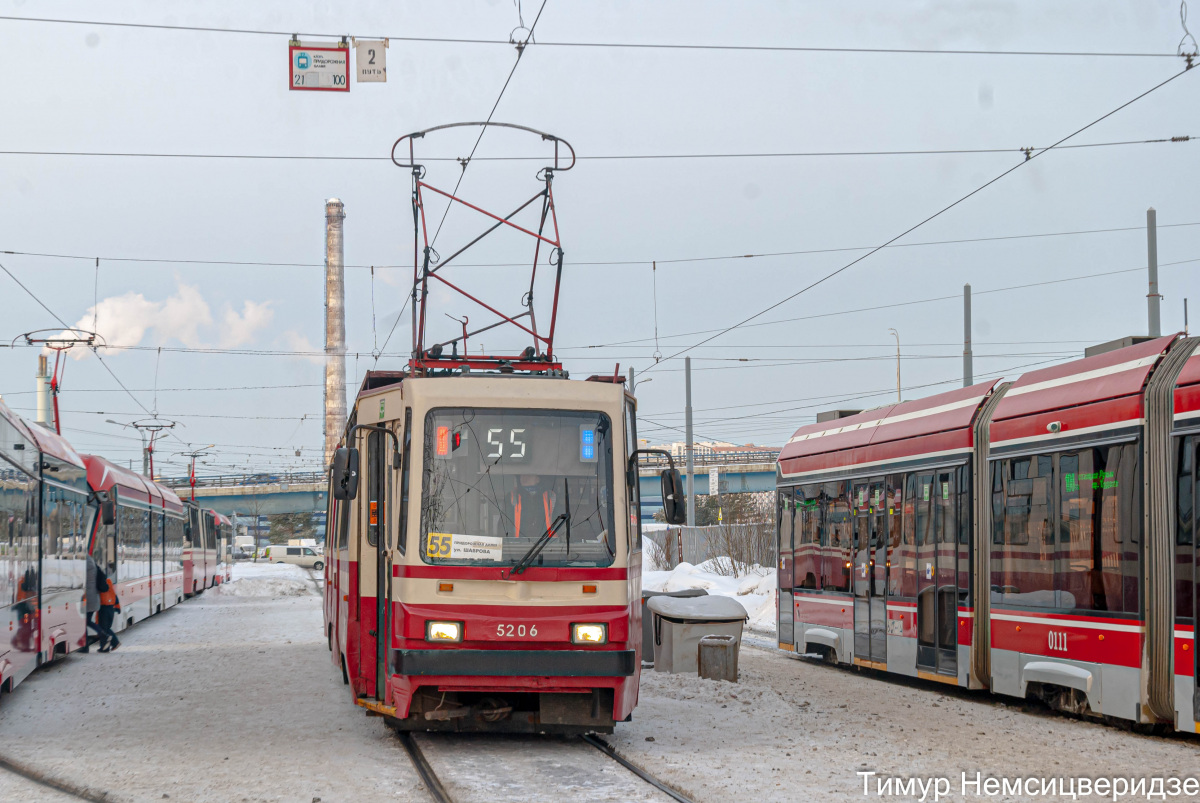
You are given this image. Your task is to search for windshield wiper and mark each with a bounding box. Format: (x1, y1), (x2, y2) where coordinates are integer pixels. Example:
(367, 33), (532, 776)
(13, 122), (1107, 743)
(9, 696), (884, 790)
(508, 512), (569, 576)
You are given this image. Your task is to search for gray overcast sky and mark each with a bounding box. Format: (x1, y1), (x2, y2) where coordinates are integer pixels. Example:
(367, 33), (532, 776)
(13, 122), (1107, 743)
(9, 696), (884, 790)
(1, 1), (1197, 476)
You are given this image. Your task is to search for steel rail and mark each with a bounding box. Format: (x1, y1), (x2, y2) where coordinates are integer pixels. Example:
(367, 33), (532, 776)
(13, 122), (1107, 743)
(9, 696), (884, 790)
(396, 733), (454, 803)
(582, 734), (697, 803)
(0, 754), (116, 802)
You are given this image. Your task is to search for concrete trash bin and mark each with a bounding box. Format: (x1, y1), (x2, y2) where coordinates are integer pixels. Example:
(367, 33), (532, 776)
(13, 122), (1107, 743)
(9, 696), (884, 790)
(641, 588), (708, 665)
(698, 634), (739, 682)
(646, 595), (747, 674)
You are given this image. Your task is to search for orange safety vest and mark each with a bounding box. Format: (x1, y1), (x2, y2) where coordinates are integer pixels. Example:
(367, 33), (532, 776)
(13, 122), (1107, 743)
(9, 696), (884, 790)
(513, 491), (552, 539)
(99, 578), (118, 607)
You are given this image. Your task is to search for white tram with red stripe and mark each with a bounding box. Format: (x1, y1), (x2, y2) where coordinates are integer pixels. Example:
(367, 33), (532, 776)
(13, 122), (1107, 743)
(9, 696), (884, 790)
(776, 333), (1200, 731)
(85, 455), (188, 627)
(0, 396), (193, 695)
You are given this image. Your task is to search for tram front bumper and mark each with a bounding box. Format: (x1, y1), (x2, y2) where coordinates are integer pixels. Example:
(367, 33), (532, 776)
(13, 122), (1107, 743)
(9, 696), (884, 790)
(394, 648), (636, 677)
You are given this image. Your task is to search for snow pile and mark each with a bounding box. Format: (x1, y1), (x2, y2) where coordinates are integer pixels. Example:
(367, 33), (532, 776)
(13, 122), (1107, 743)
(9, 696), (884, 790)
(215, 577), (311, 597)
(644, 560), (777, 634)
(218, 560), (315, 597)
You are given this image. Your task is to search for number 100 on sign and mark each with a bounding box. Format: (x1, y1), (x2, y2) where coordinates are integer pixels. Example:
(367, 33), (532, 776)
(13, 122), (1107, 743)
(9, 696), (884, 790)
(290, 44), (350, 91)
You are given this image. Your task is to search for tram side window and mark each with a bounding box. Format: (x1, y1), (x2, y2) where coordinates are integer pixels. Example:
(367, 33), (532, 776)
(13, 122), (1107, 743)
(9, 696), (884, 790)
(884, 477), (905, 596)
(626, 400), (641, 552)
(0, 466), (39, 606)
(795, 486), (820, 590)
(994, 456), (1054, 607)
(1177, 438), (1195, 623)
(398, 407), (412, 555)
(777, 489), (792, 585)
(956, 465), (971, 605)
(1061, 443), (1139, 613)
(823, 482), (851, 592)
(366, 430), (384, 548)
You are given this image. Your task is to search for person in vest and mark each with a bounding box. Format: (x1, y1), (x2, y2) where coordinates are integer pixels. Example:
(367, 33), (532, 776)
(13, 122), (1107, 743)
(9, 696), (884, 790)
(96, 568), (121, 652)
(511, 474), (557, 539)
(81, 555), (102, 652)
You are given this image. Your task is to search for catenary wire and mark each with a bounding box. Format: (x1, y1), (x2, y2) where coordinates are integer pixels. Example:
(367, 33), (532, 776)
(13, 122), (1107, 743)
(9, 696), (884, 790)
(0, 136), (1191, 164)
(0, 15), (1186, 58)
(640, 66), (1199, 372)
(428, 0), (549, 247)
(6, 220), (1198, 271)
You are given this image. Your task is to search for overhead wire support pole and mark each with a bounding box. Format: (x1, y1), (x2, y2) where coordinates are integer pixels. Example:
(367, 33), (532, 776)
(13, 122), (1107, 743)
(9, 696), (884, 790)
(963, 284), (973, 387)
(685, 356), (695, 527)
(1147, 207), (1162, 337)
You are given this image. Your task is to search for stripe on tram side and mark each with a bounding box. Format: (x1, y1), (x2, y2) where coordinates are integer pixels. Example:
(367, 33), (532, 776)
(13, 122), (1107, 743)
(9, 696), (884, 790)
(990, 608), (1143, 668)
(394, 565), (628, 581)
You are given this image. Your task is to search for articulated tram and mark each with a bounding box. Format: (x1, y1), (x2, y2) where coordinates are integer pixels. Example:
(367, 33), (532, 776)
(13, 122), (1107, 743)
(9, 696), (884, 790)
(776, 333), (1200, 732)
(324, 371), (684, 732)
(1, 396), (229, 696)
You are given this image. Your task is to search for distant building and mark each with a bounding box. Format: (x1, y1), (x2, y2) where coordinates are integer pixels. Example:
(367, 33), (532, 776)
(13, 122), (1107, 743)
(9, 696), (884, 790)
(649, 440), (777, 458)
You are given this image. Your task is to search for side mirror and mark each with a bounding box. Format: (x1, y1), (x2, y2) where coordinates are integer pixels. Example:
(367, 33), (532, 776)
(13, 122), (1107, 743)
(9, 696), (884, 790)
(100, 499), (116, 526)
(661, 468), (686, 525)
(332, 447), (360, 500)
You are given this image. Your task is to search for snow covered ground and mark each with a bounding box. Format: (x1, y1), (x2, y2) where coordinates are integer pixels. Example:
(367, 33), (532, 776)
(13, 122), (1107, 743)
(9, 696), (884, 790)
(611, 641), (1200, 802)
(643, 560), (777, 634)
(0, 562), (424, 802)
(3, 561), (1198, 803)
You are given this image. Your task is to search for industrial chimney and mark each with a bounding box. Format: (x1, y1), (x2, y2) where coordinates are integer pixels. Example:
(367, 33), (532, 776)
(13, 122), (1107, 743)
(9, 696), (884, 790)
(324, 198), (347, 469)
(36, 354), (51, 428)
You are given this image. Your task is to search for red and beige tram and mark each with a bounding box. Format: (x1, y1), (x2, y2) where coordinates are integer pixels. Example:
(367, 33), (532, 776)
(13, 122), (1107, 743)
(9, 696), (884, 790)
(776, 333), (1200, 731)
(324, 370), (684, 732)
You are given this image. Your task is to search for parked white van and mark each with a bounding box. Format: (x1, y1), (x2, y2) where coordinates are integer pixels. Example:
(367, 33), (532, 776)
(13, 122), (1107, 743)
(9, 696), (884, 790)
(262, 545), (324, 570)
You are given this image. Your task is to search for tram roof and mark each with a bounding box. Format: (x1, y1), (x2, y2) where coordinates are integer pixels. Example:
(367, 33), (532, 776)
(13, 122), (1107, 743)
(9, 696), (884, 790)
(83, 453), (184, 513)
(990, 333), (1178, 423)
(779, 379), (999, 468)
(10, 408), (87, 470)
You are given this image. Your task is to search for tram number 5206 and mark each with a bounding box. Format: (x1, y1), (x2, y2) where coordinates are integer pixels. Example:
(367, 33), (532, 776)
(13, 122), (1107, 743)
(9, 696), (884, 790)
(1048, 631), (1068, 652)
(497, 623), (537, 638)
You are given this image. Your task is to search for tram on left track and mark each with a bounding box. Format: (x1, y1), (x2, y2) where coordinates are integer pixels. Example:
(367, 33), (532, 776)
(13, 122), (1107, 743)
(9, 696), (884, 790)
(0, 395), (226, 697)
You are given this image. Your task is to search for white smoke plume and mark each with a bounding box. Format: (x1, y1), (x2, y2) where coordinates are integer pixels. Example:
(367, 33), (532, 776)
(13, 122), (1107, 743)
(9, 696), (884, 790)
(52, 282), (272, 358)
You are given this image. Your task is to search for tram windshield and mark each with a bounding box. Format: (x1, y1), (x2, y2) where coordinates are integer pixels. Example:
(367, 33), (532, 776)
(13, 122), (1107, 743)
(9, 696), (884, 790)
(421, 408), (616, 568)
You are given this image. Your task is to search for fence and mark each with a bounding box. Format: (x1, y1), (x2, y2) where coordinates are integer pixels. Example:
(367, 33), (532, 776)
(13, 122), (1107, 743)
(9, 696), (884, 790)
(644, 523), (776, 577)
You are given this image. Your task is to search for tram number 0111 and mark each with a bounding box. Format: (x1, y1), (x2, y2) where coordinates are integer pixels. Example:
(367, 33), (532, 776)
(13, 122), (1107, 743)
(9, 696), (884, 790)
(496, 623), (537, 638)
(1048, 631), (1068, 652)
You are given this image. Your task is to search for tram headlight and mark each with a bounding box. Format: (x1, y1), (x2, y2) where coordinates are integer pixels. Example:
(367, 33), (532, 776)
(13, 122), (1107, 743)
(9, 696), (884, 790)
(571, 623), (607, 645)
(426, 621), (463, 643)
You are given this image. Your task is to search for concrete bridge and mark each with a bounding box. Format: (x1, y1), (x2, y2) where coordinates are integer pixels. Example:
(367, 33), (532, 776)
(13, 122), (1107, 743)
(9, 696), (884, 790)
(164, 451), (779, 521)
(161, 473), (328, 517)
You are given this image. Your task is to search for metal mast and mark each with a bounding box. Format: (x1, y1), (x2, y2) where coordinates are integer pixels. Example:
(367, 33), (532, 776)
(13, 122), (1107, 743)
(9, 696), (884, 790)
(1147, 207), (1161, 337)
(324, 198), (347, 469)
(963, 284), (973, 387)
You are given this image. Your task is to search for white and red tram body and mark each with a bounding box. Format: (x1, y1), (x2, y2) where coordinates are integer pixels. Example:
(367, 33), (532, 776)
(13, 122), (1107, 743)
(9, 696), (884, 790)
(777, 334), (1200, 730)
(0, 401), (92, 687)
(85, 455), (188, 629)
(182, 503), (221, 595)
(325, 372), (649, 733)
(211, 511), (233, 585)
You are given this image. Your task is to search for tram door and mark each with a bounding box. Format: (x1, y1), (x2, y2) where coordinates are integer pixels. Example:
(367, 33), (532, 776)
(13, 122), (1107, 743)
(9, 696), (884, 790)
(365, 430), (390, 700)
(852, 480), (887, 664)
(916, 471), (958, 675)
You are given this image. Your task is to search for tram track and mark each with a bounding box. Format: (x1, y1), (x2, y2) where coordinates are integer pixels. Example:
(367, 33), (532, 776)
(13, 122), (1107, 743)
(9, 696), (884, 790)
(396, 731), (697, 803)
(0, 753), (116, 802)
